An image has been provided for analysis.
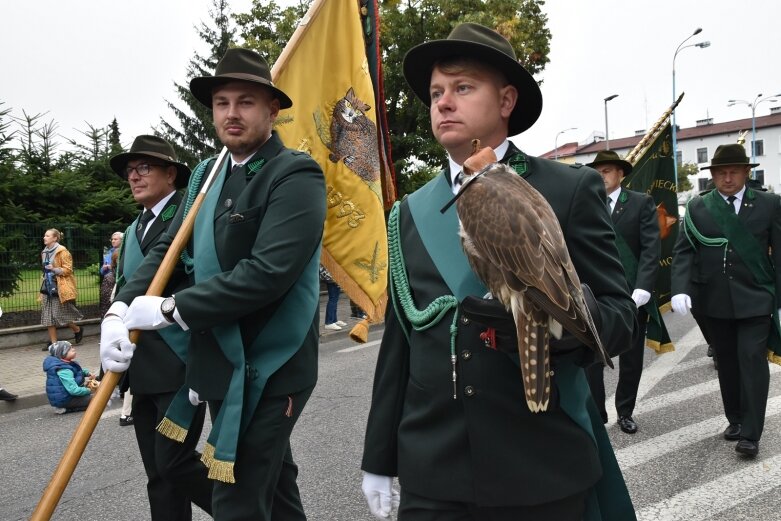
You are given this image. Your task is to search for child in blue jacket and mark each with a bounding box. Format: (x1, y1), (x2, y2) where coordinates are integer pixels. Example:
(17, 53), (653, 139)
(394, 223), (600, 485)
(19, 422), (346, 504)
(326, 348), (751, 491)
(43, 340), (95, 414)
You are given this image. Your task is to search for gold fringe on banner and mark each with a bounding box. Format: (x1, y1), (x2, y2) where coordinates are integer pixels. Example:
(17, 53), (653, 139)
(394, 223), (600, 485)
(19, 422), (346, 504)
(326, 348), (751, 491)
(156, 417), (188, 443)
(646, 339), (675, 354)
(769, 350), (781, 367)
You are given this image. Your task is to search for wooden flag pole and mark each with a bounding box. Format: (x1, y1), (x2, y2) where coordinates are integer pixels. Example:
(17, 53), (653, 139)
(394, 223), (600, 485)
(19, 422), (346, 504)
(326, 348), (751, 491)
(30, 147), (230, 521)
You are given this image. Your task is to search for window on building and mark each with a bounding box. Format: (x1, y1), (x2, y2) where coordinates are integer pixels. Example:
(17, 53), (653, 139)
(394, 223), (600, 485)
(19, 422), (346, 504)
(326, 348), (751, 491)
(697, 147), (708, 163)
(754, 170), (765, 185)
(752, 139), (764, 157)
(698, 178), (709, 191)
(675, 150), (682, 165)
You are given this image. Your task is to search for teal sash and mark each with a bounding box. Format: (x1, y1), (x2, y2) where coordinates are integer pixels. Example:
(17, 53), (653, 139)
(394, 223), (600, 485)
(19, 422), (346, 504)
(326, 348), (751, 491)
(405, 171), (636, 521)
(407, 172), (487, 299)
(121, 218), (190, 363)
(192, 154), (320, 482)
(701, 190), (781, 356)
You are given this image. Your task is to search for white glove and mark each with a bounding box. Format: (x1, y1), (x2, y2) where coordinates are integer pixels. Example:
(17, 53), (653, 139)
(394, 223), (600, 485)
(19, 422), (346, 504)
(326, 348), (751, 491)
(124, 296), (171, 331)
(361, 472), (400, 519)
(631, 289), (651, 308)
(100, 314), (136, 373)
(188, 389), (203, 406)
(671, 294), (691, 316)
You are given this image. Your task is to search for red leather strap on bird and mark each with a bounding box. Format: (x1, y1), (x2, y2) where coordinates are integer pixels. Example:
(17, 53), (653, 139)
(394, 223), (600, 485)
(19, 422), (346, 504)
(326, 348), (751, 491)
(480, 328), (498, 350)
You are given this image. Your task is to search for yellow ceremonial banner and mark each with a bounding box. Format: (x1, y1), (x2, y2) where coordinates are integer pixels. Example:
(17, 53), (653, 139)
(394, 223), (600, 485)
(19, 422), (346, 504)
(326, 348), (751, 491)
(271, 0), (388, 322)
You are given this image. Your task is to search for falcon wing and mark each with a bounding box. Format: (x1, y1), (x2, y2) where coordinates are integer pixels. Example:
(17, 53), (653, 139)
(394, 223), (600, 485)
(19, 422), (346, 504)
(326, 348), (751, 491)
(457, 164), (602, 351)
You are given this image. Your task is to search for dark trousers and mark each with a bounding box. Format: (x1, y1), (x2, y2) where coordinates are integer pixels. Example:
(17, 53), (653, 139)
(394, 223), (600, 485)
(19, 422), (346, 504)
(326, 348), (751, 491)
(133, 391), (212, 520)
(699, 315), (771, 441)
(398, 489), (588, 521)
(586, 307), (647, 421)
(210, 385), (314, 521)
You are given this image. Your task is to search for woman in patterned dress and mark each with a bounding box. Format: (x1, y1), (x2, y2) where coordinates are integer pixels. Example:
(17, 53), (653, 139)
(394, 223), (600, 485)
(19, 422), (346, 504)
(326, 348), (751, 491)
(40, 228), (83, 349)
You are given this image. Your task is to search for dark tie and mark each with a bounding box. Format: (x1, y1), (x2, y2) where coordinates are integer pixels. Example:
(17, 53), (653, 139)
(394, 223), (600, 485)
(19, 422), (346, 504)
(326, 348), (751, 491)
(136, 210), (155, 243)
(220, 163), (247, 210)
(727, 195), (737, 213)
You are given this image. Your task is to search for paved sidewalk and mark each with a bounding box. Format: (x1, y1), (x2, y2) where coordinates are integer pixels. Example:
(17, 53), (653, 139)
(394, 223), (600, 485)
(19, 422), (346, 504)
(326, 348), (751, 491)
(0, 291), (377, 414)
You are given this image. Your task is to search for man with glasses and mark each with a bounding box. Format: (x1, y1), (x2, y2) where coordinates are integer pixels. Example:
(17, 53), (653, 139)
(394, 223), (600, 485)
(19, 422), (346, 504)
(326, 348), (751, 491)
(102, 49), (326, 520)
(107, 135), (213, 519)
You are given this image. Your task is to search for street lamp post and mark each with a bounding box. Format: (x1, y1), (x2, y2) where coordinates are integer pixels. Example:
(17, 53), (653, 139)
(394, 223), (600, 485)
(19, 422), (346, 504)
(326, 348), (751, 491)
(554, 127), (577, 161)
(672, 28), (710, 189)
(603, 94), (618, 150)
(728, 93), (781, 177)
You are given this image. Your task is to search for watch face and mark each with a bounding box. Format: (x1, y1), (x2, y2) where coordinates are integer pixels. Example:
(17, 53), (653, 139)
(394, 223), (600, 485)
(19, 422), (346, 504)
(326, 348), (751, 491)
(162, 298), (175, 314)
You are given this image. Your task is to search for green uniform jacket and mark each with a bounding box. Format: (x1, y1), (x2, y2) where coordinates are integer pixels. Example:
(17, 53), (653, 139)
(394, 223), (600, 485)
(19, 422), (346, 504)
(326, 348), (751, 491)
(119, 192), (190, 395)
(671, 189), (781, 318)
(362, 146), (636, 507)
(612, 188), (660, 291)
(116, 132), (326, 400)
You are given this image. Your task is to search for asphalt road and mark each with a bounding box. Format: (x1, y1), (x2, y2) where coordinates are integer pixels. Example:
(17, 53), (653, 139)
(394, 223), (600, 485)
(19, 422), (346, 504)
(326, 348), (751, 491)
(2, 314), (780, 520)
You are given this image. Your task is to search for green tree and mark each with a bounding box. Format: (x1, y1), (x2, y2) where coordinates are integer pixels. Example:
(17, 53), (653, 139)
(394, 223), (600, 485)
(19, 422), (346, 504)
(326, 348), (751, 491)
(380, 0), (551, 196)
(677, 161), (697, 193)
(233, 0), (311, 64)
(157, 0), (235, 167)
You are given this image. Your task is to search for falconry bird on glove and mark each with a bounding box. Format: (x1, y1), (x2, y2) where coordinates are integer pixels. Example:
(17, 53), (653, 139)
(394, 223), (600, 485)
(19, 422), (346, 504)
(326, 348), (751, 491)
(455, 141), (613, 413)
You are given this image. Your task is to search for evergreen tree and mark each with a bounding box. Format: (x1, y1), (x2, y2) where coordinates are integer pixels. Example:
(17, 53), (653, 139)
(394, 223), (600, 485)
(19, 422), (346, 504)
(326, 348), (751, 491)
(108, 117), (122, 157)
(157, 0), (234, 167)
(380, 0), (552, 196)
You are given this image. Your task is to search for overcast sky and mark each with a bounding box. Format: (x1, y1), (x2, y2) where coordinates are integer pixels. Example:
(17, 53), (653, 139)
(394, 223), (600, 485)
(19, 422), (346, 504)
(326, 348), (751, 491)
(1, 0), (779, 158)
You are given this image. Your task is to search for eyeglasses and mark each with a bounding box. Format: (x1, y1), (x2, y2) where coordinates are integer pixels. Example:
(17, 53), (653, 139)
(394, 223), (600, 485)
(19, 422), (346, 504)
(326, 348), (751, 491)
(125, 163), (167, 177)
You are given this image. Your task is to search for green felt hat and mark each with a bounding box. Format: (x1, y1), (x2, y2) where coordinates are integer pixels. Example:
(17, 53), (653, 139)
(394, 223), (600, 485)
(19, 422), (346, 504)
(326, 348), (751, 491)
(700, 143), (759, 170)
(190, 48), (292, 110)
(110, 135), (191, 188)
(586, 150), (633, 176)
(403, 23), (542, 136)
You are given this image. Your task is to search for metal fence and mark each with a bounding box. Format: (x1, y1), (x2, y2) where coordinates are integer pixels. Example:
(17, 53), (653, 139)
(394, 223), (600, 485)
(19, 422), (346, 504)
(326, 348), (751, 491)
(0, 223), (125, 327)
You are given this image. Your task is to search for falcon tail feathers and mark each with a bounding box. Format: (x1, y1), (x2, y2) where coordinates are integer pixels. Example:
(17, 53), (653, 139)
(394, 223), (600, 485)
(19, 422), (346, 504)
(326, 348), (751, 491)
(511, 295), (551, 413)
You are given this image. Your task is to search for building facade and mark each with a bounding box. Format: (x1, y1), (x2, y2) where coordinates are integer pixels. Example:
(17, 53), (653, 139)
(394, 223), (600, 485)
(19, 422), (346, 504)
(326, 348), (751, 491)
(542, 109), (781, 202)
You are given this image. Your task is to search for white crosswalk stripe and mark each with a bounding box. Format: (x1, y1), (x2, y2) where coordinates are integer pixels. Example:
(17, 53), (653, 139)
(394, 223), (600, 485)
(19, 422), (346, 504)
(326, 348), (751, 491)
(610, 320), (781, 520)
(617, 394), (781, 470)
(635, 453), (781, 521)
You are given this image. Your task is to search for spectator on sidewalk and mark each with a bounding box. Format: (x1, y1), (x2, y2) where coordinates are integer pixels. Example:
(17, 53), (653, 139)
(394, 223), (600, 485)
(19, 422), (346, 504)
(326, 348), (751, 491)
(40, 228), (83, 350)
(99, 233), (123, 317)
(320, 265), (346, 330)
(43, 340), (95, 414)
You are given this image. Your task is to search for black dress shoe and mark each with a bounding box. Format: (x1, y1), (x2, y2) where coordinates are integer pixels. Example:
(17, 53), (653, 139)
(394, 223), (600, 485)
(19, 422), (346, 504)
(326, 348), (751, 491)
(706, 345), (713, 357)
(0, 388), (18, 401)
(618, 415), (638, 434)
(723, 423), (741, 440)
(735, 439), (759, 456)
(74, 328), (83, 345)
(119, 415), (134, 427)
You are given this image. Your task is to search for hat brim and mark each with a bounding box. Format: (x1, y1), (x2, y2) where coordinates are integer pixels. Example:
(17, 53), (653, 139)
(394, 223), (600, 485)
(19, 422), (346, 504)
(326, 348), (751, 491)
(586, 158), (633, 176)
(110, 152), (192, 189)
(700, 162), (760, 171)
(403, 39), (542, 136)
(190, 74), (293, 110)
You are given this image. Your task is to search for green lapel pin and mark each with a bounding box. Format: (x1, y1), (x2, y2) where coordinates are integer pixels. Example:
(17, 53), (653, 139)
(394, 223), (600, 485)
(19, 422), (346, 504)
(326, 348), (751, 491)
(160, 204), (177, 222)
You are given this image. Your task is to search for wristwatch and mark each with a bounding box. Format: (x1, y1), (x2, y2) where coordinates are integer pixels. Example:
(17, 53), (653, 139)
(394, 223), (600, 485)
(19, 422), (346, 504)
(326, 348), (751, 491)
(161, 296), (176, 323)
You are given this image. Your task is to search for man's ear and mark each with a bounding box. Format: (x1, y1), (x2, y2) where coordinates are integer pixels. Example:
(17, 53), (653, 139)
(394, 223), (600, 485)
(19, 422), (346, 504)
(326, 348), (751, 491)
(499, 85), (518, 120)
